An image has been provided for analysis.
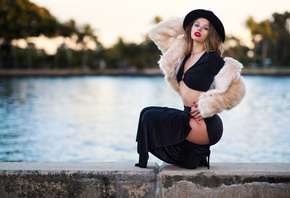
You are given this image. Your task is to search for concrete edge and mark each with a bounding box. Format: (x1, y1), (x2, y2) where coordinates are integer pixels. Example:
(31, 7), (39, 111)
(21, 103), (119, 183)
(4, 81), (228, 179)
(1, 162), (290, 198)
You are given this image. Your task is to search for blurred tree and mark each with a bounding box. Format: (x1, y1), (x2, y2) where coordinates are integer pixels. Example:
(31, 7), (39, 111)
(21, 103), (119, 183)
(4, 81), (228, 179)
(0, 0), (60, 68)
(141, 35), (161, 68)
(259, 19), (275, 59)
(59, 19), (77, 38)
(55, 19), (77, 69)
(223, 35), (250, 65)
(103, 36), (160, 70)
(246, 16), (263, 60)
(104, 37), (133, 69)
(271, 12), (290, 65)
(246, 12), (290, 66)
(76, 24), (101, 70)
(0, 0), (59, 49)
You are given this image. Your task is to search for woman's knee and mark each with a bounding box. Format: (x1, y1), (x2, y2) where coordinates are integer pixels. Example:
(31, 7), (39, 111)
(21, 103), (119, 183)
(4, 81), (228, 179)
(141, 107), (152, 113)
(141, 106), (160, 115)
(139, 107), (153, 120)
(140, 106), (160, 122)
(140, 107), (151, 117)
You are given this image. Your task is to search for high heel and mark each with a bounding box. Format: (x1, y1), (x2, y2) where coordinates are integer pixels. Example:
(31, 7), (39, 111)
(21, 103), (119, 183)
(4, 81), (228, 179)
(199, 150), (210, 169)
(206, 151), (211, 169)
(135, 163), (147, 168)
(136, 153), (148, 168)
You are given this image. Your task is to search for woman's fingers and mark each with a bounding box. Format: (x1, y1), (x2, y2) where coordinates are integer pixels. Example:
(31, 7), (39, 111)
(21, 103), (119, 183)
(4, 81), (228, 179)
(190, 109), (199, 117)
(190, 108), (203, 121)
(190, 102), (202, 121)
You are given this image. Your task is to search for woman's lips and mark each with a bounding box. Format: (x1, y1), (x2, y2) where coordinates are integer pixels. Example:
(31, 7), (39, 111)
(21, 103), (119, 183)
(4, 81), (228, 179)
(194, 32), (201, 37)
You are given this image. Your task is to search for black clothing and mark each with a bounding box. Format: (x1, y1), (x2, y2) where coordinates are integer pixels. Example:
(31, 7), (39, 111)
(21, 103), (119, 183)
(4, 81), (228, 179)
(136, 106), (191, 168)
(150, 139), (210, 169)
(177, 52), (224, 91)
(135, 106), (223, 169)
(135, 52), (224, 169)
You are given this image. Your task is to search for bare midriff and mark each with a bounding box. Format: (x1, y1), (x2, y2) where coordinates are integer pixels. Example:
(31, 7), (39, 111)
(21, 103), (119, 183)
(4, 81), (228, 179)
(179, 81), (210, 145)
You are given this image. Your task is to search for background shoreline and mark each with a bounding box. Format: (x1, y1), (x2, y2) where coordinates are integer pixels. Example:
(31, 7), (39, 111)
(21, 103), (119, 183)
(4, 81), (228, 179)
(1, 68), (290, 77)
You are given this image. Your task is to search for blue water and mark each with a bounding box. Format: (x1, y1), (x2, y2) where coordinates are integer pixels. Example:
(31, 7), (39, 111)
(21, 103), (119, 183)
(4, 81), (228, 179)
(0, 76), (290, 164)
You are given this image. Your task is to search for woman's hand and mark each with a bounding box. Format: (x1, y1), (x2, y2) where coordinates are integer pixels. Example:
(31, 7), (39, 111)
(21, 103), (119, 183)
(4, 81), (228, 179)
(190, 102), (203, 121)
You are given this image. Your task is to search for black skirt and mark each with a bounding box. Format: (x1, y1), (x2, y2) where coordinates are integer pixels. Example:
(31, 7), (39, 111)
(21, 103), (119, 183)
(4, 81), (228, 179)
(135, 106), (223, 169)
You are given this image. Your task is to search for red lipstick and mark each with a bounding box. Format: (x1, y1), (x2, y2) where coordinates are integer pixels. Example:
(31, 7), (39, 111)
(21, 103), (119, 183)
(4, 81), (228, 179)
(194, 32), (201, 37)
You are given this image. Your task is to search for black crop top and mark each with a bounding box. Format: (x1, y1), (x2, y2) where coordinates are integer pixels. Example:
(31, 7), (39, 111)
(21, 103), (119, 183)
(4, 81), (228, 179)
(177, 52), (225, 91)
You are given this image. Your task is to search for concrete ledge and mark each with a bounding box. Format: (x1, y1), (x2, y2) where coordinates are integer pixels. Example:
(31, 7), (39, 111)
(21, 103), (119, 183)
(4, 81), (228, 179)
(0, 162), (289, 198)
(0, 162), (158, 197)
(159, 163), (290, 198)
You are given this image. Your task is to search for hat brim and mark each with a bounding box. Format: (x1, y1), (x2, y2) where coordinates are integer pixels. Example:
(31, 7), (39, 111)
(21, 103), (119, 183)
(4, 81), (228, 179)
(183, 9), (225, 42)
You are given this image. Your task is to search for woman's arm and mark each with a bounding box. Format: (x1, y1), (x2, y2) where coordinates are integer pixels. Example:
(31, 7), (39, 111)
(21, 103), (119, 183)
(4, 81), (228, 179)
(149, 17), (188, 94)
(149, 17), (185, 54)
(197, 58), (246, 118)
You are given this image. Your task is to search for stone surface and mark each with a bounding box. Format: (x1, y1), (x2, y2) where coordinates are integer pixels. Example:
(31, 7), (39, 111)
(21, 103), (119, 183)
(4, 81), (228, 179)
(1, 162), (290, 197)
(0, 162), (158, 197)
(159, 163), (290, 198)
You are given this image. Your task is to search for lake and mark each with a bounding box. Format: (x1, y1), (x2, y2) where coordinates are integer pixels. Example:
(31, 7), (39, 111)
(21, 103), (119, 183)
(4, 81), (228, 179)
(0, 75), (290, 164)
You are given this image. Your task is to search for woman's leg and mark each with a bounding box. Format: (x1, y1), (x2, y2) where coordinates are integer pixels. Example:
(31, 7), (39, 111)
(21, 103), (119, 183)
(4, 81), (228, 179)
(150, 140), (210, 169)
(150, 143), (182, 165)
(135, 107), (160, 168)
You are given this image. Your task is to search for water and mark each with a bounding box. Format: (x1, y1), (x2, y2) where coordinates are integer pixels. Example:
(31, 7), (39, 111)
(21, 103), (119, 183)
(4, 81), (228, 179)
(0, 75), (290, 164)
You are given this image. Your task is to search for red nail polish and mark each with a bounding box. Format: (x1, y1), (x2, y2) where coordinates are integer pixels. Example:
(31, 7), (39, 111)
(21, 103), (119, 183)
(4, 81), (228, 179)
(193, 102), (196, 104)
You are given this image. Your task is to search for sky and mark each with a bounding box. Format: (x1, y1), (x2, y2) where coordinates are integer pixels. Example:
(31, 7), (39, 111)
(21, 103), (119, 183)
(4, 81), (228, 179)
(30, 0), (289, 53)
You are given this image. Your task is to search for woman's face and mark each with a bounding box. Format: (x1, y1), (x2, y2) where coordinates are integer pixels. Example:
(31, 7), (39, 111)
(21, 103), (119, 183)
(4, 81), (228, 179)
(191, 18), (209, 43)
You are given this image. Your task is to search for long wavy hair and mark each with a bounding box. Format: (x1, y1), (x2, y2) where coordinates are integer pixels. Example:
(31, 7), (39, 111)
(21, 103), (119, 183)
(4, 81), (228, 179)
(184, 20), (223, 56)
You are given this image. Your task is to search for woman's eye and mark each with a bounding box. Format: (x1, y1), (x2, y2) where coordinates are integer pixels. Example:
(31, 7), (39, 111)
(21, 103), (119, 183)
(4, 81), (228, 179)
(204, 27), (209, 30)
(194, 24), (199, 27)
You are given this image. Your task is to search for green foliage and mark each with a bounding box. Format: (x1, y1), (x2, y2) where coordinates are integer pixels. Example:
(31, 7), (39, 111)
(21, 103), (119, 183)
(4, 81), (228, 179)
(0, 0), (289, 70)
(101, 37), (160, 69)
(0, 0), (103, 70)
(0, 0), (59, 41)
(246, 11), (290, 66)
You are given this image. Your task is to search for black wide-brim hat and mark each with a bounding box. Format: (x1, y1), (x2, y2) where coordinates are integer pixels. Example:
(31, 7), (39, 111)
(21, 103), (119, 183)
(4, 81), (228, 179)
(183, 9), (225, 42)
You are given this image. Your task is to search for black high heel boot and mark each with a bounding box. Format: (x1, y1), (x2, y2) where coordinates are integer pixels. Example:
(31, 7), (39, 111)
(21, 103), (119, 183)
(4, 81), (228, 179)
(135, 152), (148, 168)
(198, 150), (211, 169)
(206, 152), (210, 169)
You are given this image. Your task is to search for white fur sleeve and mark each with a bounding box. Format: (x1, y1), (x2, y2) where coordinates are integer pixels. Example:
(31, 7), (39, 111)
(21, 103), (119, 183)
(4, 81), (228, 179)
(197, 58), (246, 118)
(149, 17), (185, 54)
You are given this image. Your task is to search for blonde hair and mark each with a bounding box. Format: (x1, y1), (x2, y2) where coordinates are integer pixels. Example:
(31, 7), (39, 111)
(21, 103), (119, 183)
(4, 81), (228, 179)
(184, 20), (224, 56)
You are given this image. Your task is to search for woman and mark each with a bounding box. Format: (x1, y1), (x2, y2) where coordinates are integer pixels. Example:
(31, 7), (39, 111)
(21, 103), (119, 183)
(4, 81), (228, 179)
(135, 9), (246, 169)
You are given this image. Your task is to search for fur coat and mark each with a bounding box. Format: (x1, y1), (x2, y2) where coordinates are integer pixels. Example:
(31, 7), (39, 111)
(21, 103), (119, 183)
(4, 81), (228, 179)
(149, 17), (246, 118)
